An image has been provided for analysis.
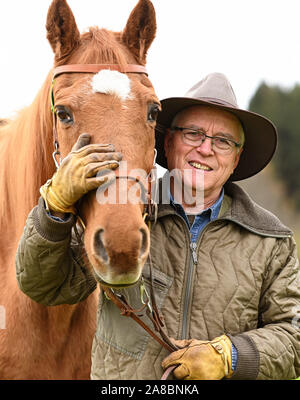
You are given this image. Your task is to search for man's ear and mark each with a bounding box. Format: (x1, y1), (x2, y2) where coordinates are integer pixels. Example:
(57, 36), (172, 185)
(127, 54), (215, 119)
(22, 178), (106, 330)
(232, 147), (243, 174)
(164, 129), (172, 158)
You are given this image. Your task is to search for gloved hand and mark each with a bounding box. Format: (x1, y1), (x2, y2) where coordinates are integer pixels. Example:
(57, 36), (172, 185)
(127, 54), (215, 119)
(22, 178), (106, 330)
(161, 334), (234, 380)
(40, 133), (122, 214)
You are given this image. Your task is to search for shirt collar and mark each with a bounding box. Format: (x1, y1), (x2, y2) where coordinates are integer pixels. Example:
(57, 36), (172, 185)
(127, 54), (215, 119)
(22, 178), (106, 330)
(210, 187), (224, 220)
(170, 187), (225, 220)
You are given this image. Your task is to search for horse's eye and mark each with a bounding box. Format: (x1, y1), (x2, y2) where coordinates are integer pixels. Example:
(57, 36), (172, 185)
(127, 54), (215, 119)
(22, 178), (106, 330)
(56, 107), (74, 125)
(147, 104), (160, 122)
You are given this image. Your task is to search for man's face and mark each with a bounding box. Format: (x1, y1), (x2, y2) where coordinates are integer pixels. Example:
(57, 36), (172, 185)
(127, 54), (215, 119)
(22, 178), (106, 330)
(164, 105), (243, 201)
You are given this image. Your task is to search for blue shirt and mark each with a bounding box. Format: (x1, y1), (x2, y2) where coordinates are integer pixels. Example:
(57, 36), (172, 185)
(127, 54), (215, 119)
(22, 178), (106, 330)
(170, 188), (224, 242)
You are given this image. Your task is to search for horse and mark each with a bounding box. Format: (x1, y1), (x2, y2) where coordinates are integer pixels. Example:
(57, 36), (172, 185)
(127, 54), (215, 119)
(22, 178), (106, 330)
(0, 0), (158, 379)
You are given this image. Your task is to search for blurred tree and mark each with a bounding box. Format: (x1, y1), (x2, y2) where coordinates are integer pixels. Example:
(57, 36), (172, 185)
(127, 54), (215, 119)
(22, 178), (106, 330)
(249, 82), (300, 209)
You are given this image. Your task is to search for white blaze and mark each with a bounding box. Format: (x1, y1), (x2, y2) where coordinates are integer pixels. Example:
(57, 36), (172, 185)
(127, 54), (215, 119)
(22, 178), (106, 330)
(91, 70), (131, 100)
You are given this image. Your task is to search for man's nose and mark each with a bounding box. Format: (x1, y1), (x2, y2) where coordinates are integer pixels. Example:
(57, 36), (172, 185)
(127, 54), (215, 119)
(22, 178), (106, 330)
(195, 137), (214, 155)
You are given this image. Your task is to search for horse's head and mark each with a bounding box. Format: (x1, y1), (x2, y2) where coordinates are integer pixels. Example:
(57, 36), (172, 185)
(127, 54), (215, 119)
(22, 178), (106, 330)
(46, 0), (159, 287)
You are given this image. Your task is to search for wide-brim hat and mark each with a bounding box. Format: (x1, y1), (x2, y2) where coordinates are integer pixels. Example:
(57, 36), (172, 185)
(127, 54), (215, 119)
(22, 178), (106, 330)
(155, 72), (277, 181)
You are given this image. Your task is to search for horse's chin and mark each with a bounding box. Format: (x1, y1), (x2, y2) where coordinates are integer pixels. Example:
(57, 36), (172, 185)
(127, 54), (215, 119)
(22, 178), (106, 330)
(92, 267), (142, 289)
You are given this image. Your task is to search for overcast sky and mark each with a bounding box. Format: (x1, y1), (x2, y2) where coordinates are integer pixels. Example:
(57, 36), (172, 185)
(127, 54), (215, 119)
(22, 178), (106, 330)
(1, 0), (300, 119)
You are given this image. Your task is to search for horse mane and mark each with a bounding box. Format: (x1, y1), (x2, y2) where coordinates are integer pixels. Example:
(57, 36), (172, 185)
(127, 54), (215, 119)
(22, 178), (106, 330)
(0, 74), (54, 235)
(0, 27), (133, 237)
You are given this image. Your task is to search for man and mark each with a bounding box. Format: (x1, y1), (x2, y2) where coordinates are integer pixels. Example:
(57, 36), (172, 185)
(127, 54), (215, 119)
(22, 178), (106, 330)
(16, 73), (300, 380)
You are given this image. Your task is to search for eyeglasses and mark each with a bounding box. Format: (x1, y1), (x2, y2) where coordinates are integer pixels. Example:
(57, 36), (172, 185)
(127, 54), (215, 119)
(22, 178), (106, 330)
(171, 126), (242, 155)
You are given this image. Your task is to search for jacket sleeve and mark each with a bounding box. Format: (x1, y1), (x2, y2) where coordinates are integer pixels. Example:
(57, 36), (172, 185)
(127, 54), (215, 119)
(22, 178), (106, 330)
(16, 197), (97, 306)
(229, 235), (300, 380)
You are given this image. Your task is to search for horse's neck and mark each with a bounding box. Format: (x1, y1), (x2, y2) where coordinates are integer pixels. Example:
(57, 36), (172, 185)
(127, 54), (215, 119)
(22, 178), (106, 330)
(0, 90), (54, 242)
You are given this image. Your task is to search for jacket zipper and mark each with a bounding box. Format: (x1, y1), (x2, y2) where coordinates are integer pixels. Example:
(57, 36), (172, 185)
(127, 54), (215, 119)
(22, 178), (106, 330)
(180, 220), (221, 339)
(181, 241), (198, 339)
(169, 213), (198, 339)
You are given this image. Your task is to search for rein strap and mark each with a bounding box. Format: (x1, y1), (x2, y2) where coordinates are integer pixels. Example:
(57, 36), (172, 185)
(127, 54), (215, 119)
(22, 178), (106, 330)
(102, 252), (180, 380)
(102, 285), (176, 354)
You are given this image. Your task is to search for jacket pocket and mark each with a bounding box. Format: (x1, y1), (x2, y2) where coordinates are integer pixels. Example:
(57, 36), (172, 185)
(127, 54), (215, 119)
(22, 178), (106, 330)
(141, 263), (173, 310)
(96, 264), (173, 360)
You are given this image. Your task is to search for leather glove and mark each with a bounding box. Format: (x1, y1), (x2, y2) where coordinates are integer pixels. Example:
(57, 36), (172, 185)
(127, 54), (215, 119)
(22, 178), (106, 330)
(161, 334), (234, 380)
(40, 133), (121, 214)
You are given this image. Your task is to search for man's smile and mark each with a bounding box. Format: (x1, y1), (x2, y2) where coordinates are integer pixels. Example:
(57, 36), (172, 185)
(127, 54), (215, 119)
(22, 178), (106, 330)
(188, 161), (213, 171)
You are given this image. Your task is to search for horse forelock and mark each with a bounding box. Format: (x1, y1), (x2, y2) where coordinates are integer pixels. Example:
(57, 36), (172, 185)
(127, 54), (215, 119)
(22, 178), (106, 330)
(59, 27), (134, 68)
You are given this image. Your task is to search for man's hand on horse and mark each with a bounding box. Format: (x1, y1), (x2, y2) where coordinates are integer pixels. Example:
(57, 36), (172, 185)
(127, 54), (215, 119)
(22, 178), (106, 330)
(161, 334), (234, 380)
(40, 133), (122, 215)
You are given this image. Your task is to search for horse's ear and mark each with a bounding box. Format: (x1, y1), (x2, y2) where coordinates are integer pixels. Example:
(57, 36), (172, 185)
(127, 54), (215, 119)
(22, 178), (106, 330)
(122, 0), (156, 65)
(46, 0), (80, 61)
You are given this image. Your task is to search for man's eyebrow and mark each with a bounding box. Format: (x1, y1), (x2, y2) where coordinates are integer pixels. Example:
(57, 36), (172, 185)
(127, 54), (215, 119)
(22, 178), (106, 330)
(215, 132), (236, 140)
(182, 124), (205, 130)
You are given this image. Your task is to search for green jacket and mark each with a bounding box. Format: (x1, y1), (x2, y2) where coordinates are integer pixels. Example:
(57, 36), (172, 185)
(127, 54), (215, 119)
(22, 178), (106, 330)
(16, 182), (300, 380)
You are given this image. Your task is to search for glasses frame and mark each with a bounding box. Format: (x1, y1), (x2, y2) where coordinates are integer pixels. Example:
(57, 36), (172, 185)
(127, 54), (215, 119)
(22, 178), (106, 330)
(171, 126), (242, 154)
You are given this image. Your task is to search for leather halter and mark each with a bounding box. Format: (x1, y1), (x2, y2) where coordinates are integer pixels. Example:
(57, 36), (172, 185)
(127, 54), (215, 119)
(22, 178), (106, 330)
(50, 63), (148, 167)
(50, 63), (177, 379)
(50, 62), (156, 218)
(52, 63), (148, 79)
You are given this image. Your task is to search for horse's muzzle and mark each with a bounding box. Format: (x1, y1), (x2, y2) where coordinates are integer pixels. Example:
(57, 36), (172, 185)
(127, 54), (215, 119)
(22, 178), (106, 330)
(91, 226), (150, 287)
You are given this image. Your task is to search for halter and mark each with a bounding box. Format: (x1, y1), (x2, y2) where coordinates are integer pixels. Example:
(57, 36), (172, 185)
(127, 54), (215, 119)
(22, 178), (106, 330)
(50, 63), (156, 219)
(50, 63), (148, 168)
(50, 63), (177, 379)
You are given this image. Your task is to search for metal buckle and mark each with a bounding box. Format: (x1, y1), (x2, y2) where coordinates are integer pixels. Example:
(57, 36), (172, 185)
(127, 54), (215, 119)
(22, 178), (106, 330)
(52, 141), (62, 169)
(140, 278), (152, 313)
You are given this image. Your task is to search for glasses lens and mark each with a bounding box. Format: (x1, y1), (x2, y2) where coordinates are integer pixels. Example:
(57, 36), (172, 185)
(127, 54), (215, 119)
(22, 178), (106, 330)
(213, 137), (234, 151)
(182, 129), (205, 144)
(178, 127), (237, 154)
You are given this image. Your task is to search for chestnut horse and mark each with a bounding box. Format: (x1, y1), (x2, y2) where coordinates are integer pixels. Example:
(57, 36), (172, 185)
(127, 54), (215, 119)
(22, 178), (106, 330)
(0, 0), (158, 379)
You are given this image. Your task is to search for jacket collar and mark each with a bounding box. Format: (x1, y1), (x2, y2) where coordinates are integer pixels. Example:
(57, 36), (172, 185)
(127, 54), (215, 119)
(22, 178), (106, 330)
(222, 182), (292, 238)
(153, 176), (292, 238)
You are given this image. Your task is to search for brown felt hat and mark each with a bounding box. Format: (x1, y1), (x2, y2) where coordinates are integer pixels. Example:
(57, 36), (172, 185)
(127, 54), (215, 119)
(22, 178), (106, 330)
(155, 72), (277, 181)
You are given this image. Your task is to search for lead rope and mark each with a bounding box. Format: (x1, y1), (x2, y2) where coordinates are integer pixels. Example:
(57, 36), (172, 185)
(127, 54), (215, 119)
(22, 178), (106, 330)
(98, 170), (179, 379)
(102, 249), (179, 380)
(101, 170), (179, 380)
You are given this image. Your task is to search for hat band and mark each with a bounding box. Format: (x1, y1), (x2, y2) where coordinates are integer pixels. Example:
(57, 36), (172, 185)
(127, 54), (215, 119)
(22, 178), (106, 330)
(197, 97), (237, 108)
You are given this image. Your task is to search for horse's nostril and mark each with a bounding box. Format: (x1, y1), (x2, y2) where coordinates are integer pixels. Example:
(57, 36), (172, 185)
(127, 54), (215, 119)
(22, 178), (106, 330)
(139, 228), (149, 259)
(94, 229), (109, 263)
